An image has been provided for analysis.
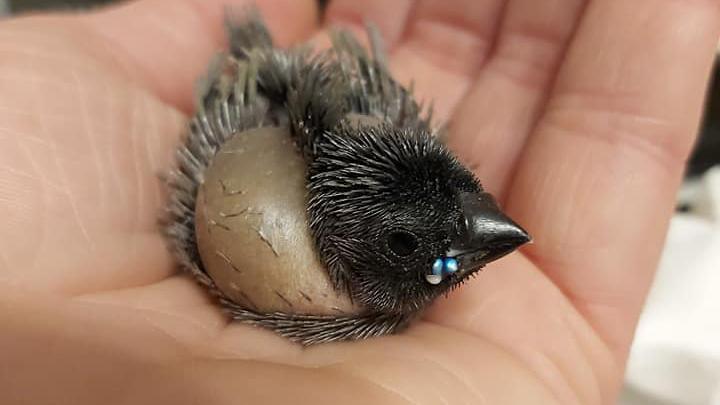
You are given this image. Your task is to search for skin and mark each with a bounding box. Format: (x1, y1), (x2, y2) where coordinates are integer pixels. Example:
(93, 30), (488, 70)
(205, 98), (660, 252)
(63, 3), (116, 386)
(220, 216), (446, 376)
(195, 127), (358, 314)
(0, 0), (717, 403)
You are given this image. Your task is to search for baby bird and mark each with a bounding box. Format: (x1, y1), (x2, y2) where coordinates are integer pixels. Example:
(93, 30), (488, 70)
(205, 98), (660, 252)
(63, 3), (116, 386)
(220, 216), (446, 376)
(164, 12), (530, 345)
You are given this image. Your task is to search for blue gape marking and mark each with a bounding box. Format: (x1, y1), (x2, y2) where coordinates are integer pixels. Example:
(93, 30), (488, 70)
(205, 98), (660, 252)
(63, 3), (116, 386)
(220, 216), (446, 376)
(426, 257), (460, 285)
(444, 257), (458, 274)
(432, 258), (444, 276)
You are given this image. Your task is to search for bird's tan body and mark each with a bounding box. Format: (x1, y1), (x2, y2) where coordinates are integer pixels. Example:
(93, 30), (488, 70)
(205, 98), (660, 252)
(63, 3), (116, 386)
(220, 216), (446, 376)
(195, 127), (359, 315)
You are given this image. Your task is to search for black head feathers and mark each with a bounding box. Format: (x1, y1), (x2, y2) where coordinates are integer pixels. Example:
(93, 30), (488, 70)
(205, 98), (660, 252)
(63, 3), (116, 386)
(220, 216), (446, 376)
(308, 123), (482, 314)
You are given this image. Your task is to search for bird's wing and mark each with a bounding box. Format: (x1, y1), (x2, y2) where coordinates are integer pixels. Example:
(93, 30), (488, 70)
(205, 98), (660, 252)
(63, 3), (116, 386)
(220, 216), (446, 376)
(226, 11), (345, 161)
(164, 39), (273, 291)
(225, 8), (273, 59)
(166, 11), (347, 283)
(330, 26), (435, 134)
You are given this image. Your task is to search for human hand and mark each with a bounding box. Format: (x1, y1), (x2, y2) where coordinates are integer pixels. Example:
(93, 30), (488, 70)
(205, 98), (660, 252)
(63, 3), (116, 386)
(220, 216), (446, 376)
(1, 0), (718, 403)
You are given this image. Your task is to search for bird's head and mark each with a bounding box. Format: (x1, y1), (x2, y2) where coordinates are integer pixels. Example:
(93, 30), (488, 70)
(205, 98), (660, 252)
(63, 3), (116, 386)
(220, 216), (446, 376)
(308, 122), (530, 315)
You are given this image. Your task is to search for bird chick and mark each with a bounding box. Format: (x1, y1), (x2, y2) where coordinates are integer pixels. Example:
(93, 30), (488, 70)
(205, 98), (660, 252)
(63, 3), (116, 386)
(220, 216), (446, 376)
(164, 12), (530, 345)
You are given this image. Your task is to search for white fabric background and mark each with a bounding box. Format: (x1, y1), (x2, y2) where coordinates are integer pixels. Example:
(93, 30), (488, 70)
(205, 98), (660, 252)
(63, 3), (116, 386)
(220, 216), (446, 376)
(621, 167), (720, 405)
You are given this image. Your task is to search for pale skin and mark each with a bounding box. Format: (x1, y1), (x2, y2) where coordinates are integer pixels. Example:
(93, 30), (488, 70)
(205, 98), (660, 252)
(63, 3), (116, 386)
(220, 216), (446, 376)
(0, 0), (718, 403)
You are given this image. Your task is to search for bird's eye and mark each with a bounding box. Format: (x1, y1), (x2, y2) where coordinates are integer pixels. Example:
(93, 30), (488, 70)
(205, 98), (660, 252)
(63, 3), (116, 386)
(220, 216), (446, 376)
(387, 230), (419, 257)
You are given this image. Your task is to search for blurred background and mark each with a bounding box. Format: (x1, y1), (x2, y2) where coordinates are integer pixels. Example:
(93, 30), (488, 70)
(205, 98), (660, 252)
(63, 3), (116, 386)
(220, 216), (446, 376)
(2, 1), (719, 403)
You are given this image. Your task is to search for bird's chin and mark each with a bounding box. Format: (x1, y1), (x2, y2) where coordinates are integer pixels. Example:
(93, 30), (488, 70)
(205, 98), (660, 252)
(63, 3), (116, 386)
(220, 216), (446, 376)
(454, 249), (490, 276)
(423, 267), (484, 296)
(449, 263), (486, 286)
(426, 245), (516, 288)
(454, 243), (521, 275)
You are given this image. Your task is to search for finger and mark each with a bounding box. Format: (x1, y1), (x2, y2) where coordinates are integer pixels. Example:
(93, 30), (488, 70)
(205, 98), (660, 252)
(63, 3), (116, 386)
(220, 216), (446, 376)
(449, 0), (587, 196)
(308, 0), (415, 71)
(81, 0), (318, 113)
(306, 0), (413, 69)
(508, 0), (720, 359)
(323, 0), (415, 47)
(315, 0), (507, 121)
(390, 0), (507, 120)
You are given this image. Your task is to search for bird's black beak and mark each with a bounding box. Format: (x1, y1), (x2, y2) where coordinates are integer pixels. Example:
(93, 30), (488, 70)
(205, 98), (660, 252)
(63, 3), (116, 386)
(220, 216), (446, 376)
(448, 192), (530, 277)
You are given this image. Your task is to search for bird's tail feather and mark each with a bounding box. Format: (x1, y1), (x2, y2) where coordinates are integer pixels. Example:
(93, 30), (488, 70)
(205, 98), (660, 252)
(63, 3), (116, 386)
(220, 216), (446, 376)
(225, 7), (273, 59)
(221, 296), (415, 345)
(329, 26), (434, 133)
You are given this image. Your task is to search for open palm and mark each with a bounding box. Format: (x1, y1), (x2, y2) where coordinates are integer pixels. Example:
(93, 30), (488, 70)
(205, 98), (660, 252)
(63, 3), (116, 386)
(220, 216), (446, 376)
(1, 0), (718, 403)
